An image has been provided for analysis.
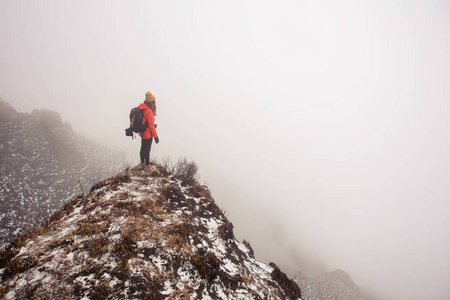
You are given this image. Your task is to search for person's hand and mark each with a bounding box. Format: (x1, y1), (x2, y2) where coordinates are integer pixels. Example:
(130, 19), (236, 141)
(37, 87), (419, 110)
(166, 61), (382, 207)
(155, 137), (159, 144)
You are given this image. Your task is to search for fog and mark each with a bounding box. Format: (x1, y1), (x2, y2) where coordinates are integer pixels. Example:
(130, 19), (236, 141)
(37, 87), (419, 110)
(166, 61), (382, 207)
(1, 1), (450, 299)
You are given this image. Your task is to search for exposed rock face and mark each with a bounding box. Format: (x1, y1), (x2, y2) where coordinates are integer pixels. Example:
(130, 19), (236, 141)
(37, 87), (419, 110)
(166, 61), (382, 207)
(0, 165), (302, 300)
(0, 100), (125, 250)
(294, 269), (365, 300)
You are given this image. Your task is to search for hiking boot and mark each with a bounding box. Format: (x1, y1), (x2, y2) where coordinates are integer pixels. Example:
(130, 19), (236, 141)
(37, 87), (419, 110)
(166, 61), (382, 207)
(145, 164), (152, 173)
(140, 163), (145, 170)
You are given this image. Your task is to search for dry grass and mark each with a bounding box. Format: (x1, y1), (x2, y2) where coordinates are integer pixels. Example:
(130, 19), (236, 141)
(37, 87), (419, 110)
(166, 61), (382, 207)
(269, 262), (302, 300)
(161, 183), (185, 203)
(114, 201), (149, 219)
(3, 254), (39, 280)
(187, 183), (212, 200)
(0, 284), (8, 298)
(89, 168), (131, 193)
(242, 240), (255, 258)
(113, 218), (144, 261)
(218, 221), (234, 241)
(142, 272), (165, 299)
(90, 281), (113, 300)
(169, 288), (191, 299)
(149, 168), (161, 177)
(63, 198), (76, 214)
(191, 250), (220, 282)
(88, 236), (109, 257)
(45, 237), (74, 253)
(74, 216), (110, 236)
(48, 210), (65, 224)
(220, 271), (245, 291)
(139, 197), (155, 212)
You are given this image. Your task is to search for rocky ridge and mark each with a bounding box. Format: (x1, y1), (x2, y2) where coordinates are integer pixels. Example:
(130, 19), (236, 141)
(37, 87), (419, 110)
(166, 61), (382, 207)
(0, 164), (302, 299)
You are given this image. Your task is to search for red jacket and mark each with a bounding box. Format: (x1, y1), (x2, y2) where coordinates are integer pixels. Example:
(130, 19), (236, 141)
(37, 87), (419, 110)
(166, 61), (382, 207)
(138, 103), (158, 140)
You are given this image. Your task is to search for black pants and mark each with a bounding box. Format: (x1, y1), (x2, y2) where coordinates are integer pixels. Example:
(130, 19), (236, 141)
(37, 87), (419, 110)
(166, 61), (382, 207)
(140, 138), (153, 165)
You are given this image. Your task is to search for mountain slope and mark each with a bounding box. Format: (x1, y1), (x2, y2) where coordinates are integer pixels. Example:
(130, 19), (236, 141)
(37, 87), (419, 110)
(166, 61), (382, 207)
(0, 99), (125, 250)
(0, 164), (302, 299)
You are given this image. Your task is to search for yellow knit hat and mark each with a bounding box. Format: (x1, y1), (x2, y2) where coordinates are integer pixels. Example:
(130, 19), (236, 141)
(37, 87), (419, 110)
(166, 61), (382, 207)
(145, 91), (155, 102)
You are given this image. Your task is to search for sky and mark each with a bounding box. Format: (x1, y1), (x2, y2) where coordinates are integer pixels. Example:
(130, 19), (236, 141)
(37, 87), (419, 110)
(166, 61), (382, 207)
(1, 1), (450, 299)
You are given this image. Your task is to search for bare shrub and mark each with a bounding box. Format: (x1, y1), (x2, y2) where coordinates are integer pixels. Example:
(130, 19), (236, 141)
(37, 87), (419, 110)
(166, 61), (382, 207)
(157, 157), (199, 185)
(173, 157), (198, 184)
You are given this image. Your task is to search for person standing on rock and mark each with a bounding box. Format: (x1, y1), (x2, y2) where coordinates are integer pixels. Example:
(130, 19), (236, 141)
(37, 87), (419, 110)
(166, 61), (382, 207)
(138, 91), (159, 170)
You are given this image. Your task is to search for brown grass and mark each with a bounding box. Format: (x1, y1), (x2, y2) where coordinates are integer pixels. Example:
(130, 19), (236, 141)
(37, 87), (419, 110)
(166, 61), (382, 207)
(187, 183), (212, 200)
(63, 198), (76, 214)
(0, 283), (9, 298)
(242, 240), (255, 258)
(113, 219), (143, 260)
(48, 210), (65, 224)
(3, 255), (39, 280)
(169, 288), (191, 299)
(88, 236), (109, 257)
(90, 169), (131, 193)
(0, 221), (60, 274)
(269, 262), (302, 300)
(149, 168), (161, 177)
(74, 216), (109, 236)
(45, 237), (74, 253)
(114, 201), (146, 219)
(90, 280), (113, 300)
(191, 250), (220, 282)
(142, 272), (164, 299)
(118, 191), (130, 200)
(218, 221), (234, 241)
(161, 183), (185, 203)
(139, 197), (155, 213)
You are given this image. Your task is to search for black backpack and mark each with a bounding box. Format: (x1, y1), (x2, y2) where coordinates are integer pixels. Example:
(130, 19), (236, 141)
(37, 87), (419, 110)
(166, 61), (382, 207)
(128, 107), (147, 134)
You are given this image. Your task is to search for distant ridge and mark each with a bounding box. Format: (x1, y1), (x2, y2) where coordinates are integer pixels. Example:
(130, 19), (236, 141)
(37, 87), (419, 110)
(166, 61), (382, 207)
(294, 269), (367, 300)
(0, 99), (125, 250)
